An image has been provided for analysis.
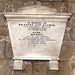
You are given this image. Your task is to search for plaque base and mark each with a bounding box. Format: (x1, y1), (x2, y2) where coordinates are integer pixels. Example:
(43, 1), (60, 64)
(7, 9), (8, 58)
(13, 59), (58, 70)
(13, 60), (25, 70)
(49, 60), (59, 71)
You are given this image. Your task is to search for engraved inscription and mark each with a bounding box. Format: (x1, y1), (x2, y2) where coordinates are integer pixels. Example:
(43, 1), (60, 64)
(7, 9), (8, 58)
(19, 32), (55, 44)
(19, 22), (55, 31)
(18, 22), (56, 44)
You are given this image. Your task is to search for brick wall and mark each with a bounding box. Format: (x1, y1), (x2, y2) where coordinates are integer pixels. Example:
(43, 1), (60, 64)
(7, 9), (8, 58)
(0, 0), (75, 75)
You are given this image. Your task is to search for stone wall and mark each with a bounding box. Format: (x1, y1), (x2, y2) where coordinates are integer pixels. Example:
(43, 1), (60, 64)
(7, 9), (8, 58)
(0, 0), (75, 75)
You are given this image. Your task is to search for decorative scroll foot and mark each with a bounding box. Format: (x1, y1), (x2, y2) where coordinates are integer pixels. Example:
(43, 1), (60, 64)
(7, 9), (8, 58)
(13, 60), (24, 70)
(49, 60), (59, 71)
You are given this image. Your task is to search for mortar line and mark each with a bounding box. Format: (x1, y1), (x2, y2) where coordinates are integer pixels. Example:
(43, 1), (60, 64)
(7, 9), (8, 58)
(32, 62), (34, 75)
(3, 40), (7, 60)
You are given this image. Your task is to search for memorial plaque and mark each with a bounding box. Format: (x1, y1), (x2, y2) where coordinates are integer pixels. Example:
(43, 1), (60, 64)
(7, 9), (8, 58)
(8, 20), (65, 59)
(18, 21), (55, 44)
(7, 17), (70, 70)
(4, 2), (71, 70)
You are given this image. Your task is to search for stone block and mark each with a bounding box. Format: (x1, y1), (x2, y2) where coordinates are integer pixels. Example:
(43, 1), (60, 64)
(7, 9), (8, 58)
(27, 1), (34, 6)
(0, 3), (5, 12)
(0, 14), (6, 26)
(41, 2), (68, 13)
(68, 0), (75, 2)
(13, 0), (34, 1)
(34, 61), (70, 75)
(12, 0), (34, 11)
(69, 57), (75, 75)
(63, 26), (72, 41)
(60, 41), (75, 61)
(0, 27), (9, 40)
(70, 57), (75, 69)
(12, 1), (27, 11)
(0, 60), (13, 75)
(70, 27), (75, 41)
(72, 69), (75, 75)
(67, 14), (75, 41)
(0, 0), (11, 2)
(5, 41), (13, 59)
(0, 0), (11, 11)
(68, 3), (75, 13)
(40, 0), (67, 1)
(63, 34), (70, 41)
(13, 61), (32, 75)
(0, 41), (5, 59)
